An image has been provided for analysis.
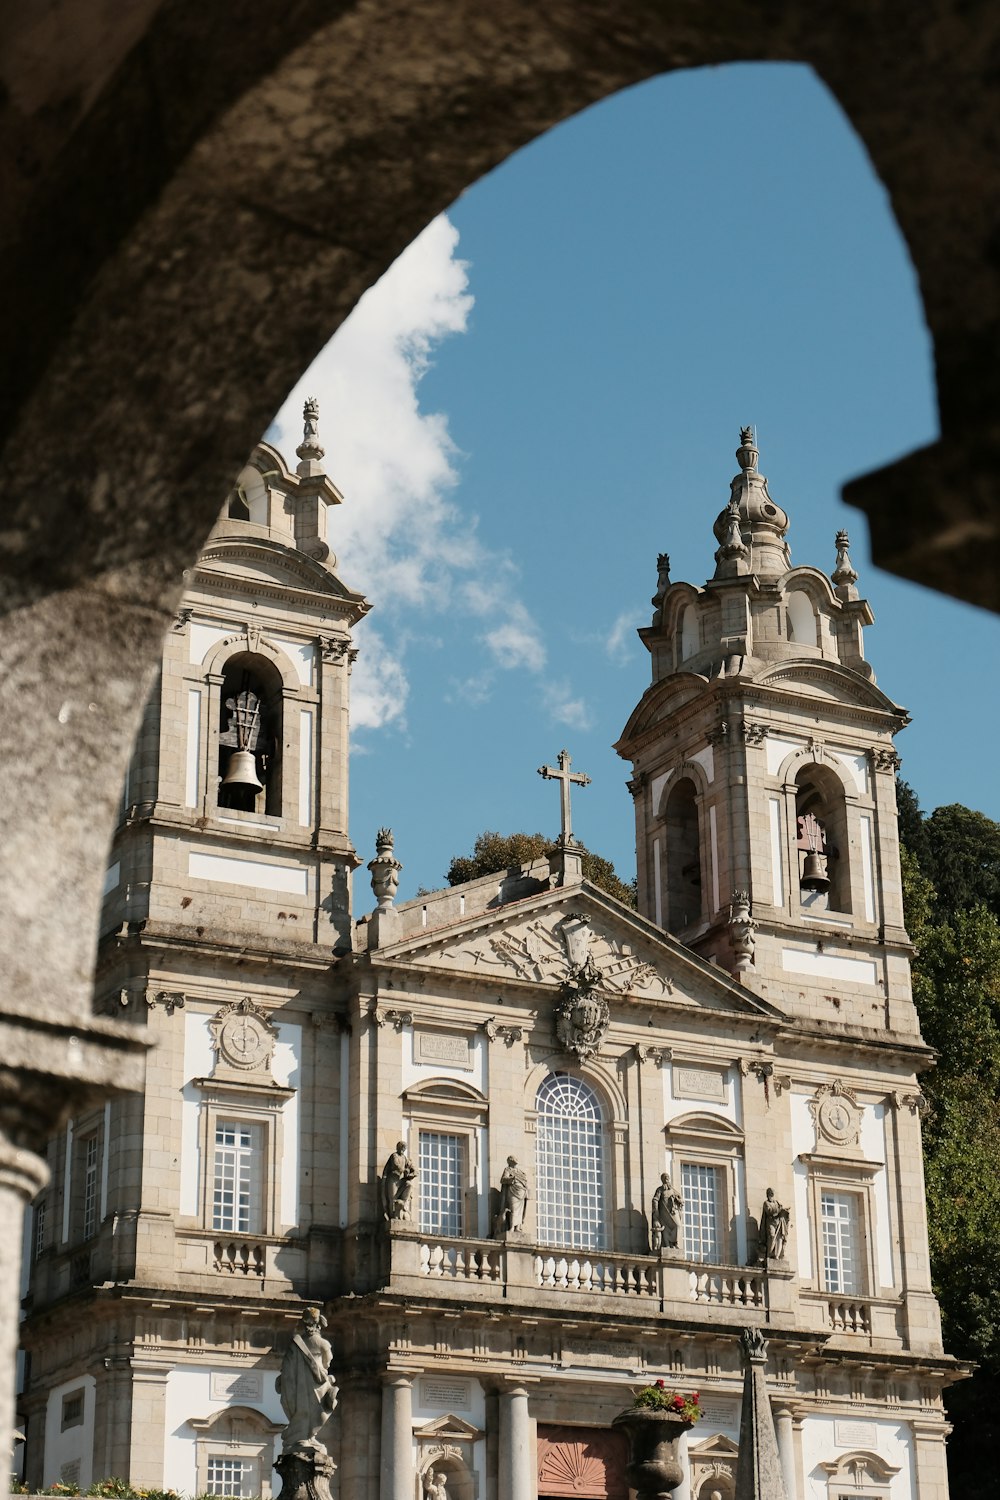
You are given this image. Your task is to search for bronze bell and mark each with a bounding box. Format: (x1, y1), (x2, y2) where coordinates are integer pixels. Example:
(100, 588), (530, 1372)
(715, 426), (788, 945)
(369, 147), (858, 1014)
(221, 748), (263, 794)
(800, 850), (830, 893)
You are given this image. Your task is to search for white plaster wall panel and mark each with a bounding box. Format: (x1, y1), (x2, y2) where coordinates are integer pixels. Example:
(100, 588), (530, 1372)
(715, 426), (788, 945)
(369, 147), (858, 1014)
(653, 837), (662, 927)
(781, 948), (878, 985)
(650, 770), (672, 815)
(663, 1064), (740, 1129)
(689, 745), (715, 783)
(163, 1366), (283, 1499)
(768, 797), (784, 906)
(830, 747), (869, 796)
(860, 814), (876, 923)
(708, 804), (720, 914)
(61, 1119), (73, 1244)
(401, 1027), (487, 1094)
(180, 1013), (215, 1216)
(860, 1102), (895, 1288)
(189, 622), (231, 664)
(43, 1375), (96, 1488)
(269, 633), (315, 687)
(100, 1101), (111, 1220)
(102, 862), (120, 897)
(339, 1029), (350, 1229)
(799, 1414), (915, 1500)
(298, 708), (313, 825)
(412, 1374), (486, 1426)
(790, 1091), (816, 1281)
(766, 735), (805, 777)
(187, 850), (309, 895)
(185, 688), (202, 807)
(274, 1023), (302, 1228)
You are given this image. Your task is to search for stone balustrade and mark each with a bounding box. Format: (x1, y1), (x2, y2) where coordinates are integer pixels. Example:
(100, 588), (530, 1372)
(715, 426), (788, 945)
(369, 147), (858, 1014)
(213, 1239), (266, 1276)
(419, 1238), (503, 1281)
(688, 1266), (765, 1307)
(533, 1250), (658, 1298)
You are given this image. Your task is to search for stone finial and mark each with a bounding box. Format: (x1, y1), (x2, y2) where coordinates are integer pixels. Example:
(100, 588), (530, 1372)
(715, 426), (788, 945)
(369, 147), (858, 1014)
(714, 496), (750, 579)
(368, 827), (402, 911)
(832, 528), (859, 598)
(735, 1326), (788, 1500)
(737, 426), (759, 471)
(651, 552), (671, 625)
(296, 395), (325, 464)
(728, 889), (758, 975)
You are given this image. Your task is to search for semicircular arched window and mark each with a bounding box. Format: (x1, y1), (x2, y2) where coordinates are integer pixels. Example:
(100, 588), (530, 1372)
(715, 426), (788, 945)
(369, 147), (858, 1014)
(535, 1072), (606, 1250)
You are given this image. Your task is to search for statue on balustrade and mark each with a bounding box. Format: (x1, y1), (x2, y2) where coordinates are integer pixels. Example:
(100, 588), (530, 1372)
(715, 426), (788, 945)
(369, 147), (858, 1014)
(493, 1155), (529, 1236)
(381, 1140), (417, 1222)
(277, 1306), (338, 1456)
(758, 1187), (790, 1262)
(651, 1172), (683, 1252)
(424, 1472), (449, 1500)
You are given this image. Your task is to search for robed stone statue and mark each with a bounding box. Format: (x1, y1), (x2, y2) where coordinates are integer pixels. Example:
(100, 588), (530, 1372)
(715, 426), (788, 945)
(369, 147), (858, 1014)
(381, 1140), (417, 1222)
(758, 1187), (790, 1262)
(650, 1172), (683, 1252)
(277, 1307), (338, 1455)
(493, 1156), (529, 1236)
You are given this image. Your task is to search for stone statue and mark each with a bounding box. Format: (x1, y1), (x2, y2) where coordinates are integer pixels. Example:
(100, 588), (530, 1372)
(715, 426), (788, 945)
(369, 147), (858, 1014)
(277, 1306), (338, 1455)
(650, 1172), (683, 1252)
(493, 1155), (529, 1236)
(759, 1187), (790, 1262)
(380, 1140), (417, 1221)
(424, 1472), (449, 1500)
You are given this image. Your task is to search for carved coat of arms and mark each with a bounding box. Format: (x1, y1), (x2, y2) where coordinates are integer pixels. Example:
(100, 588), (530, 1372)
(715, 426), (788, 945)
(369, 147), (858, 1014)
(555, 923), (610, 1058)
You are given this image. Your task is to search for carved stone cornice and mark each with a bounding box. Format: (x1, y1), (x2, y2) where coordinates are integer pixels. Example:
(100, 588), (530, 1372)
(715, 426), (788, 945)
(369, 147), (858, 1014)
(483, 1017), (524, 1045)
(370, 1005), (413, 1032)
(147, 989), (186, 1016)
(889, 1088), (927, 1117)
(632, 1044), (670, 1066)
(870, 746), (901, 772)
(741, 720), (769, 746)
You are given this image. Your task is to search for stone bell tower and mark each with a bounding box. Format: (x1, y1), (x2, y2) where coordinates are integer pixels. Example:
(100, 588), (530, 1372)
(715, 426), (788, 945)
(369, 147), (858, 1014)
(616, 429), (914, 1031)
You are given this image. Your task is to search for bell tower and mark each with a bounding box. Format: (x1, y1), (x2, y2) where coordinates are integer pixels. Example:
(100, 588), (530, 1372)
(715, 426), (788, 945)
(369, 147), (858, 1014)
(103, 398), (369, 956)
(616, 430), (913, 1030)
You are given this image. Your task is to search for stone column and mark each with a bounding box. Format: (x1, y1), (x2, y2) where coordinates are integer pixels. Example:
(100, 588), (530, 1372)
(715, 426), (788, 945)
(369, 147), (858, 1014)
(498, 1384), (533, 1500)
(773, 1403), (797, 1500)
(380, 1374), (413, 1500)
(0, 1133), (49, 1500)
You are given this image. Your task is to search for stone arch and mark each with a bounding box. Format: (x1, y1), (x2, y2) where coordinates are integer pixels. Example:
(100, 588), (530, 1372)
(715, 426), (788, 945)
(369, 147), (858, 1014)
(523, 1053), (628, 1125)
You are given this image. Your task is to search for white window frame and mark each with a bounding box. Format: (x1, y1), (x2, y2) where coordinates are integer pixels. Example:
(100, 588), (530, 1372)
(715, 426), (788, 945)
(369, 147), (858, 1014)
(799, 1154), (880, 1298)
(190, 1404), (283, 1500)
(820, 1189), (862, 1295)
(534, 1072), (607, 1252)
(418, 1130), (466, 1238)
(664, 1111), (745, 1266)
(680, 1161), (723, 1264)
(212, 1120), (265, 1236)
(206, 1454), (257, 1497)
(82, 1134), (99, 1240)
(402, 1077), (488, 1240)
(189, 1079), (294, 1241)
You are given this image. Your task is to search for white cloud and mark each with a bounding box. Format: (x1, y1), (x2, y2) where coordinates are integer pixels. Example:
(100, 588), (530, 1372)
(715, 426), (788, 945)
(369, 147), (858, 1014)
(605, 608), (639, 662)
(546, 681), (592, 730)
(268, 214), (548, 732)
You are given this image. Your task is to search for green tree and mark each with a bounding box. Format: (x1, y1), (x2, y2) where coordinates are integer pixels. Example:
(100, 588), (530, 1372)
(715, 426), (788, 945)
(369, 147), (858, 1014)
(923, 803), (1000, 923)
(445, 829), (637, 907)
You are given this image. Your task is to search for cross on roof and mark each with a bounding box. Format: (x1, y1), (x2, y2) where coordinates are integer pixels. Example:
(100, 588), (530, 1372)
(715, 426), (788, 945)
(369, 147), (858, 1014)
(537, 748), (591, 846)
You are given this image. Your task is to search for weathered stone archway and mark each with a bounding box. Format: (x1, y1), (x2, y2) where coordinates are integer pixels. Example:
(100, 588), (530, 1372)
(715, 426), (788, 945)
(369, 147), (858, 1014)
(3, 0), (1000, 1475)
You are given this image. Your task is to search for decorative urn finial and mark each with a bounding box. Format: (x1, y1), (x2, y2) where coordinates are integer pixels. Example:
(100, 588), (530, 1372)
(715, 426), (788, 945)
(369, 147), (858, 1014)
(728, 889), (758, 975)
(832, 528), (859, 598)
(368, 827), (402, 911)
(737, 426), (758, 471)
(297, 396), (325, 464)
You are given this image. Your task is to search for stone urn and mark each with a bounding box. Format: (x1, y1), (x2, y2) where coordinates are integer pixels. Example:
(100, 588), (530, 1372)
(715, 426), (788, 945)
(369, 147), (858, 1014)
(612, 1408), (692, 1500)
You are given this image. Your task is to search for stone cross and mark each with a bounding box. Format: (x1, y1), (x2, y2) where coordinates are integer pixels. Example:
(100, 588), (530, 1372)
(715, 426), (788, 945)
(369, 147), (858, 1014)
(538, 749), (591, 845)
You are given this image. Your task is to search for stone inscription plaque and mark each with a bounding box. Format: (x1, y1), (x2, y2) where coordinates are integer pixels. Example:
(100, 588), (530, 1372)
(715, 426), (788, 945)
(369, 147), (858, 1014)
(835, 1420), (878, 1448)
(421, 1376), (472, 1410)
(415, 1030), (474, 1070)
(211, 1371), (264, 1401)
(674, 1065), (726, 1102)
(698, 1400), (739, 1430)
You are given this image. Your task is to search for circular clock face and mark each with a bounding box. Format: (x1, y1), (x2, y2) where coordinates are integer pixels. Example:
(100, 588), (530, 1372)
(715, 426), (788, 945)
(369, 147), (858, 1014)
(220, 1012), (271, 1070)
(818, 1094), (856, 1144)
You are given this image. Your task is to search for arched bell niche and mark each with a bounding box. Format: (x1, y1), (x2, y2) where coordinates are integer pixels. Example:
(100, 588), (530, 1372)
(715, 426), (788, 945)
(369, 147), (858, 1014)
(217, 650), (285, 815)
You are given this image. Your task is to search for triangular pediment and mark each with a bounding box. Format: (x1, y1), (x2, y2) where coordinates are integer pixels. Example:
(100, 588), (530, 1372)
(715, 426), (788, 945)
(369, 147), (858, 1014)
(416, 1414), (482, 1439)
(376, 883), (782, 1020)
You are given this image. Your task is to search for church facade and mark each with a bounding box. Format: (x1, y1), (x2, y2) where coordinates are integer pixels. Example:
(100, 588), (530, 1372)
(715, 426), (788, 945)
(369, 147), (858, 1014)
(19, 418), (958, 1500)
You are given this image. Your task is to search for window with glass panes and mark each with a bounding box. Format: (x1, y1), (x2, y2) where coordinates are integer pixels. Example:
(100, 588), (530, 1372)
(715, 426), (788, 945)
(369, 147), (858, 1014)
(535, 1073), (605, 1250)
(213, 1121), (263, 1234)
(821, 1190), (861, 1294)
(34, 1197), (47, 1258)
(418, 1131), (464, 1237)
(681, 1163), (721, 1263)
(206, 1456), (256, 1497)
(82, 1134), (99, 1239)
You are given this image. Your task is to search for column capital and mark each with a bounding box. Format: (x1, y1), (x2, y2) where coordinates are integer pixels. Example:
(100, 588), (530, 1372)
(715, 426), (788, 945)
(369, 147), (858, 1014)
(0, 1134), (48, 1204)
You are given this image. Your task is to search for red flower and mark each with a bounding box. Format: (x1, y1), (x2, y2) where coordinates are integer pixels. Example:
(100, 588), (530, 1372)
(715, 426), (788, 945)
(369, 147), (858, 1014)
(656, 1379), (665, 1389)
(672, 1396), (684, 1410)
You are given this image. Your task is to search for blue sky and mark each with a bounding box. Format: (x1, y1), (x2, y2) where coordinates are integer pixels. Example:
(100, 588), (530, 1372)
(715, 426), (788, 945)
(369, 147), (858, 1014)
(271, 63), (1000, 902)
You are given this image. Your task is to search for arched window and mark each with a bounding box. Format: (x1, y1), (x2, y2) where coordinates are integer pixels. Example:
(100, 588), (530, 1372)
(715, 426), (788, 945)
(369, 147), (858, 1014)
(535, 1073), (605, 1250)
(794, 763), (851, 913)
(664, 776), (702, 932)
(786, 588), (817, 645)
(217, 652), (284, 816)
(680, 603), (700, 661)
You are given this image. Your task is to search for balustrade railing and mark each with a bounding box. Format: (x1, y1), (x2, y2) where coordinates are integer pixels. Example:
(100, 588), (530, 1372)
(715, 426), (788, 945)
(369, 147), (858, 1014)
(213, 1240), (265, 1276)
(418, 1239), (503, 1281)
(688, 1267), (764, 1307)
(827, 1297), (871, 1334)
(533, 1251), (658, 1297)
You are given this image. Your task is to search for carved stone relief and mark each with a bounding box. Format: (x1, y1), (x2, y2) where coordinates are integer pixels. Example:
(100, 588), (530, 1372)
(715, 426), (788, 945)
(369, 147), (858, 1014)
(209, 995), (277, 1076)
(809, 1079), (863, 1148)
(458, 911), (672, 1001)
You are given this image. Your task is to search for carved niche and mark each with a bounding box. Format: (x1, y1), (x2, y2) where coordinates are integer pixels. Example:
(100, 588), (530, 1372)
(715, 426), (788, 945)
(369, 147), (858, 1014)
(688, 1433), (739, 1500)
(210, 995), (278, 1078)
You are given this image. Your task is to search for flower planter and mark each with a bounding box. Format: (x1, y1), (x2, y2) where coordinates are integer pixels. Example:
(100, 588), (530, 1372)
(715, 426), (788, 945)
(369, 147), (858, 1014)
(611, 1409), (692, 1500)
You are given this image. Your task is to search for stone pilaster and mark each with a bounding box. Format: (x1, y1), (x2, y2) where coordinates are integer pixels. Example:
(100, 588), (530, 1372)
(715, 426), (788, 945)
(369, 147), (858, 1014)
(498, 1383), (533, 1500)
(0, 1133), (49, 1500)
(772, 1402), (797, 1500)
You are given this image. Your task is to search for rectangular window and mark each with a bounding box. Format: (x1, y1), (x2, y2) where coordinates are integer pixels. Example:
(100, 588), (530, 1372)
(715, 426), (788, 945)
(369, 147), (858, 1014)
(213, 1121), (263, 1234)
(821, 1190), (861, 1294)
(206, 1456), (256, 1497)
(61, 1391), (84, 1432)
(35, 1198), (47, 1258)
(681, 1163), (721, 1263)
(82, 1135), (99, 1240)
(418, 1131), (464, 1238)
